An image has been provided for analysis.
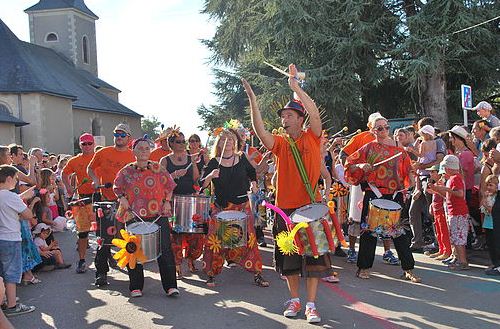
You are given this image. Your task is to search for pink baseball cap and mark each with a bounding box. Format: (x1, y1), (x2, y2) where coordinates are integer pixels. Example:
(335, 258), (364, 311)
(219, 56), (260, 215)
(79, 133), (94, 143)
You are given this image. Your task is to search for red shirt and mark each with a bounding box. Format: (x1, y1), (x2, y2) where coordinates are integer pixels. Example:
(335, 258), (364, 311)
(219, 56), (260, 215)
(150, 148), (171, 162)
(457, 150), (474, 190)
(446, 174), (468, 216)
(114, 161), (176, 218)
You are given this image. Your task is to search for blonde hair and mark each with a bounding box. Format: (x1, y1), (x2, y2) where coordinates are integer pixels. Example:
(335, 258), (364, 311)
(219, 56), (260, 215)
(485, 174), (499, 186)
(211, 130), (239, 158)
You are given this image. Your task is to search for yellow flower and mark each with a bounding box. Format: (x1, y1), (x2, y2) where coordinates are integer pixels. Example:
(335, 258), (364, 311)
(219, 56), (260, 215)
(112, 229), (147, 269)
(207, 234), (222, 253)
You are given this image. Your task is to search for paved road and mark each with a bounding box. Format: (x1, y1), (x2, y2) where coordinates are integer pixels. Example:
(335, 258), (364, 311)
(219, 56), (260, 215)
(10, 229), (500, 329)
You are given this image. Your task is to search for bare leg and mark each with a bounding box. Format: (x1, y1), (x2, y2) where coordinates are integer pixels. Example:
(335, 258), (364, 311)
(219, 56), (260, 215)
(349, 235), (357, 250)
(455, 245), (467, 264)
(77, 238), (88, 260)
(286, 275), (300, 299)
(306, 277), (319, 302)
(383, 239), (391, 252)
(5, 283), (16, 308)
(54, 250), (64, 264)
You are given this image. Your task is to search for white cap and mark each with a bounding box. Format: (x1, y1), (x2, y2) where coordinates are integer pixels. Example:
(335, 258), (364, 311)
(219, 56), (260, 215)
(440, 154), (460, 170)
(33, 223), (51, 234)
(418, 125), (435, 137)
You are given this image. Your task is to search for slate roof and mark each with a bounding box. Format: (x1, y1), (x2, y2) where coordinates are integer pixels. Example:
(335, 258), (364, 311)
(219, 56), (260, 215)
(0, 19), (140, 118)
(0, 111), (29, 127)
(25, 0), (98, 20)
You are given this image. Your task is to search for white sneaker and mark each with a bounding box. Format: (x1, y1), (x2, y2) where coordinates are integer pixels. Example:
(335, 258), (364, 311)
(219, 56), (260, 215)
(305, 307), (321, 323)
(167, 288), (180, 297)
(130, 289), (142, 298)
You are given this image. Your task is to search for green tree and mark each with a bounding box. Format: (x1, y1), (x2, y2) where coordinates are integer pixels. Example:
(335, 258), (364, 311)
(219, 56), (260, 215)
(141, 116), (162, 140)
(201, 0), (499, 130)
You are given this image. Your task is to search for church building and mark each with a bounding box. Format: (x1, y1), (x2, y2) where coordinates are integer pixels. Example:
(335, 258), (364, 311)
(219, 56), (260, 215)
(0, 0), (142, 154)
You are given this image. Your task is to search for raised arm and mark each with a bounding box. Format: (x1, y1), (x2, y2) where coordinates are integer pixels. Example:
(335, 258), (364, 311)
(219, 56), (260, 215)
(288, 64), (322, 137)
(242, 78), (274, 150)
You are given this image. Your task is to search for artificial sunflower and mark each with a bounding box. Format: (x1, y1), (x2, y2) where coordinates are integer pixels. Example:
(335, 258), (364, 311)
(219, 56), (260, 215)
(276, 222), (308, 256)
(112, 229), (147, 269)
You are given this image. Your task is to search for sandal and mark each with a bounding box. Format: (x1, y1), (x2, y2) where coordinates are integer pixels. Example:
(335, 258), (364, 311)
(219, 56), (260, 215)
(176, 265), (183, 279)
(401, 270), (422, 283)
(254, 273), (270, 287)
(206, 276), (215, 287)
(188, 261), (197, 273)
(321, 272), (340, 283)
(21, 276), (41, 286)
(356, 268), (370, 279)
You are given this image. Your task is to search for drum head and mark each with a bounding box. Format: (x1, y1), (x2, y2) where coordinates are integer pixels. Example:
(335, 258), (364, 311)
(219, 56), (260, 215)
(127, 222), (159, 235)
(291, 204), (329, 223)
(216, 210), (246, 221)
(370, 199), (401, 211)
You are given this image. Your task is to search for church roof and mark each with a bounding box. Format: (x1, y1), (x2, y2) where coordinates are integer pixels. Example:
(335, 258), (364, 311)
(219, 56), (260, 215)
(25, 0), (98, 20)
(0, 19), (140, 118)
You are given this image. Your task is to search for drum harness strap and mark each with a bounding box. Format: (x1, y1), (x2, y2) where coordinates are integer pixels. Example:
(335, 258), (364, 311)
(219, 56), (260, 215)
(285, 135), (317, 203)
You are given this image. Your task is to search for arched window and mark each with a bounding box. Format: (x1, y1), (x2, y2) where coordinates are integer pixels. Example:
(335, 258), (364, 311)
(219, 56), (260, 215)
(91, 118), (101, 136)
(0, 103), (11, 115)
(45, 33), (58, 42)
(82, 36), (89, 64)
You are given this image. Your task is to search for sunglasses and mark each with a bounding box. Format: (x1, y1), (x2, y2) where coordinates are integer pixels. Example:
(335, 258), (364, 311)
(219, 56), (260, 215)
(81, 142), (94, 146)
(375, 125), (390, 132)
(113, 132), (128, 138)
(174, 140), (186, 144)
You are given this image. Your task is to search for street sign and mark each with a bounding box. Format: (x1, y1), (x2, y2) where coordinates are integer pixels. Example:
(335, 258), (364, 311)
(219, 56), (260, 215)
(461, 84), (472, 109)
(461, 84), (472, 127)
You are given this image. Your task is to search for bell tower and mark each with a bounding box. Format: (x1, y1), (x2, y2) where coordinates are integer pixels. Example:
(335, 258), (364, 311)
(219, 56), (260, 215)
(25, 0), (99, 76)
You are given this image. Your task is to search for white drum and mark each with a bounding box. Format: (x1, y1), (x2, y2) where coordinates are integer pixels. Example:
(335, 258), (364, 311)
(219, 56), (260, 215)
(348, 184), (364, 223)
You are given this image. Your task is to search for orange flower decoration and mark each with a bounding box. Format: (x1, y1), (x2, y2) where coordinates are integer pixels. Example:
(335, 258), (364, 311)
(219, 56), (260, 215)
(207, 234), (222, 253)
(112, 229), (147, 269)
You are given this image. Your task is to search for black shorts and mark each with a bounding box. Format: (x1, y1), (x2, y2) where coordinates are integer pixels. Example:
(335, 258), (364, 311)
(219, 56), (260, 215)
(272, 208), (333, 278)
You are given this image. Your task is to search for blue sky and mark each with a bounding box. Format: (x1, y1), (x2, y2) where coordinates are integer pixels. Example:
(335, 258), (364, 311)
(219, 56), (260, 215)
(2, 0), (217, 139)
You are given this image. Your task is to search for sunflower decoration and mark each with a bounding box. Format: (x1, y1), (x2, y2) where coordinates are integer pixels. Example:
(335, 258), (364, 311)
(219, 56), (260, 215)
(330, 181), (349, 197)
(112, 229), (147, 269)
(207, 234), (222, 253)
(275, 222), (309, 256)
(166, 125), (181, 139)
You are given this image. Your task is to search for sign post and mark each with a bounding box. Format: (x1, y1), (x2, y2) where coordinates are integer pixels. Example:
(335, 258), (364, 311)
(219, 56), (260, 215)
(461, 84), (472, 127)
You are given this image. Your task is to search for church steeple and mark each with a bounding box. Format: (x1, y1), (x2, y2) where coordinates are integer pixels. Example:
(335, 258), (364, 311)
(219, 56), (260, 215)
(25, 0), (99, 76)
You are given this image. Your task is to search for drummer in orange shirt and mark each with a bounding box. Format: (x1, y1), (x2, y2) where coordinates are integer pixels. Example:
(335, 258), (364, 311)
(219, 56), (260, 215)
(243, 64), (331, 324)
(87, 123), (135, 287)
(150, 129), (172, 162)
(62, 133), (96, 274)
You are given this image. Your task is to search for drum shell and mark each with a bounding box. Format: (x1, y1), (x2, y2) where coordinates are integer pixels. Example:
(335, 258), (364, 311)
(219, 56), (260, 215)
(127, 222), (161, 263)
(173, 195), (211, 233)
(216, 211), (247, 249)
(367, 199), (401, 232)
(93, 202), (117, 238)
(290, 204), (334, 256)
(348, 184), (363, 223)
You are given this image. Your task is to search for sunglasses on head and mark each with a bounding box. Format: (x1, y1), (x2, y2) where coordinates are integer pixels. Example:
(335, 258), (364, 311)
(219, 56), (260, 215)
(81, 142), (94, 146)
(174, 140), (186, 144)
(375, 125), (390, 132)
(113, 132), (128, 138)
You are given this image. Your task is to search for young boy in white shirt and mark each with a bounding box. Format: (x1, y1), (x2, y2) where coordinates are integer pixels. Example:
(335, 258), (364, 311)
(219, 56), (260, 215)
(0, 165), (36, 317)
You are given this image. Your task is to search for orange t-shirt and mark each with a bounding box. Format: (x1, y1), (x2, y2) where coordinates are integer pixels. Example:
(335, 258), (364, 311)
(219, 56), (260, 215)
(150, 148), (171, 162)
(88, 146), (135, 200)
(341, 131), (375, 156)
(62, 153), (94, 195)
(271, 129), (321, 209)
(248, 146), (263, 164)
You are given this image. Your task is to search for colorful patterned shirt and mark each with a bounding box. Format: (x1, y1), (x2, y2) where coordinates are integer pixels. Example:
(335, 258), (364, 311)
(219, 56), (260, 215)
(344, 141), (411, 195)
(113, 161), (176, 218)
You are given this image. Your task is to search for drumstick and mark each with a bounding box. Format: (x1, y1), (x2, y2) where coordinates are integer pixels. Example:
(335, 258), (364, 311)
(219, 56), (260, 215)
(373, 152), (402, 167)
(218, 138), (228, 168)
(185, 162), (193, 170)
(263, 61), (306, 81)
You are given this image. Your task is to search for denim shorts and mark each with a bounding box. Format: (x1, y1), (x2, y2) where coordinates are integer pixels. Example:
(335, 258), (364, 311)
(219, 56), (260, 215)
(0, 240), (22, 284)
